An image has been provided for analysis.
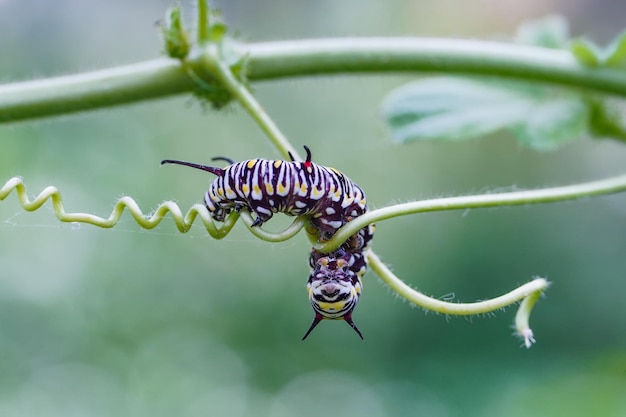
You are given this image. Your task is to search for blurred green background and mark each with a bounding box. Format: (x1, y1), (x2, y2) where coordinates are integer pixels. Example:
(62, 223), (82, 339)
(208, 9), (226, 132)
(1, 0), (625, 416)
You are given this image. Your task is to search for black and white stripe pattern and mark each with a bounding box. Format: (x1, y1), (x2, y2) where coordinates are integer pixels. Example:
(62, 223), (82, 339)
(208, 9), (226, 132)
(203, 156), (366, 234)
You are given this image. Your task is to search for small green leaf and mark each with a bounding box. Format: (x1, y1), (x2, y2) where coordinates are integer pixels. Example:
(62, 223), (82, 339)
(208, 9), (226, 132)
(161, 5), (191, 60)
(515, 15), (570, 49)
(382, 78), (535, 143)
(604, 31), (626, 68)
(588, 98), (626, 142)
(569, 39), (601, 67)
(570, 31), (626, 68)
(194, 88), (233, 110)
(208, 9), (227, 42)
(230, 55), (250, 85)
(511, 99), (589, 151)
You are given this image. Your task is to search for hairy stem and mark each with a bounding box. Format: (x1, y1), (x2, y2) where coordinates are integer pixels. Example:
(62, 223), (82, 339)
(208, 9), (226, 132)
(367, 250), (549, 348)
(367, 251), (548, 316)
(2, 38), (626, 123)
(515, 288), (544, 348)
(316, 173), (626, 252)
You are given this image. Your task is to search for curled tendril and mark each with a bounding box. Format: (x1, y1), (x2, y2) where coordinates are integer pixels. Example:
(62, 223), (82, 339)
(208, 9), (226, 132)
(0, 177), (305, 242)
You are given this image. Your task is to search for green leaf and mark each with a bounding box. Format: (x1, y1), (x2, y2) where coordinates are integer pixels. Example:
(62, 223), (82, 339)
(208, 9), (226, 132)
(570, 31), (626, 68)
(161, 5), (191, 60)
(382, 78), (536, 143)
(569, 39), (601, 67)
(381, 16), (626, 149)
(515, 15), (570, 49)
(382, 77), (592, 150)
(588, 98), (626, 142)
(511, 99), (589, 151)
(208, 9), (227, 42)
(604, 31), (626, 68)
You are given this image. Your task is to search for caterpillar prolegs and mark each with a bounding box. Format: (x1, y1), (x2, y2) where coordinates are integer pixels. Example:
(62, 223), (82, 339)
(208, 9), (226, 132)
(162, 146), (374, 339)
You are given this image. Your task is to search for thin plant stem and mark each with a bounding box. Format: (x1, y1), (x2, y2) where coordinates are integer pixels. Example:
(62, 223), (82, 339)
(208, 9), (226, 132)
(199, 44), (301, 160)
(197, 0), (210, 44)
(239, 211), (307, 242)
(367, 250), (549, 348)
(315, 173), (626, 252)
(367, 251), (548, 316)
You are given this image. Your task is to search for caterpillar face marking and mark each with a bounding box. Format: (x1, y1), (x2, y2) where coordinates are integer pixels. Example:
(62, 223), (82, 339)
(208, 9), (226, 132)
(302, 220), (374, 339)
(302, 255), (363, 340)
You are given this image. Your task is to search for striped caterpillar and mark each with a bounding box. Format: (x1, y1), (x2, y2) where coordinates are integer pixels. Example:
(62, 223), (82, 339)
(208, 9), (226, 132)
(162, 146), (374, 339)
(162, 146), (366, 235)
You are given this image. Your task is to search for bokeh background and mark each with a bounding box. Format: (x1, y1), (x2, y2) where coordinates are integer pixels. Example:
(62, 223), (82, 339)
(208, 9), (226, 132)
(1, 0), (625, 416)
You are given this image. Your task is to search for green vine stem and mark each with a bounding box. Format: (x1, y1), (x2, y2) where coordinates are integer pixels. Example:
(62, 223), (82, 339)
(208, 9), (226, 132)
(196, 0), (210, 44)
(367, 250), (549, 348)
(2, 38), (626, 123)
(315, 173), (626, 253)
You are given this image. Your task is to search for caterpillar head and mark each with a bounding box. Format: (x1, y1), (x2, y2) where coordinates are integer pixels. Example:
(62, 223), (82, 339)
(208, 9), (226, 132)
(302, 256), (363, 340)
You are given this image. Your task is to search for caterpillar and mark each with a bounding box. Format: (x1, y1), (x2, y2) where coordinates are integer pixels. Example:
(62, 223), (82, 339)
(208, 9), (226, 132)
(161, 146), (374, 339)
(161, 146), (366, 236)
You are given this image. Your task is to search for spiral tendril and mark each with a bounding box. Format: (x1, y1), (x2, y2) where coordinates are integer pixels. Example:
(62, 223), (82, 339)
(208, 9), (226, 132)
(0, 176), (306, 242)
